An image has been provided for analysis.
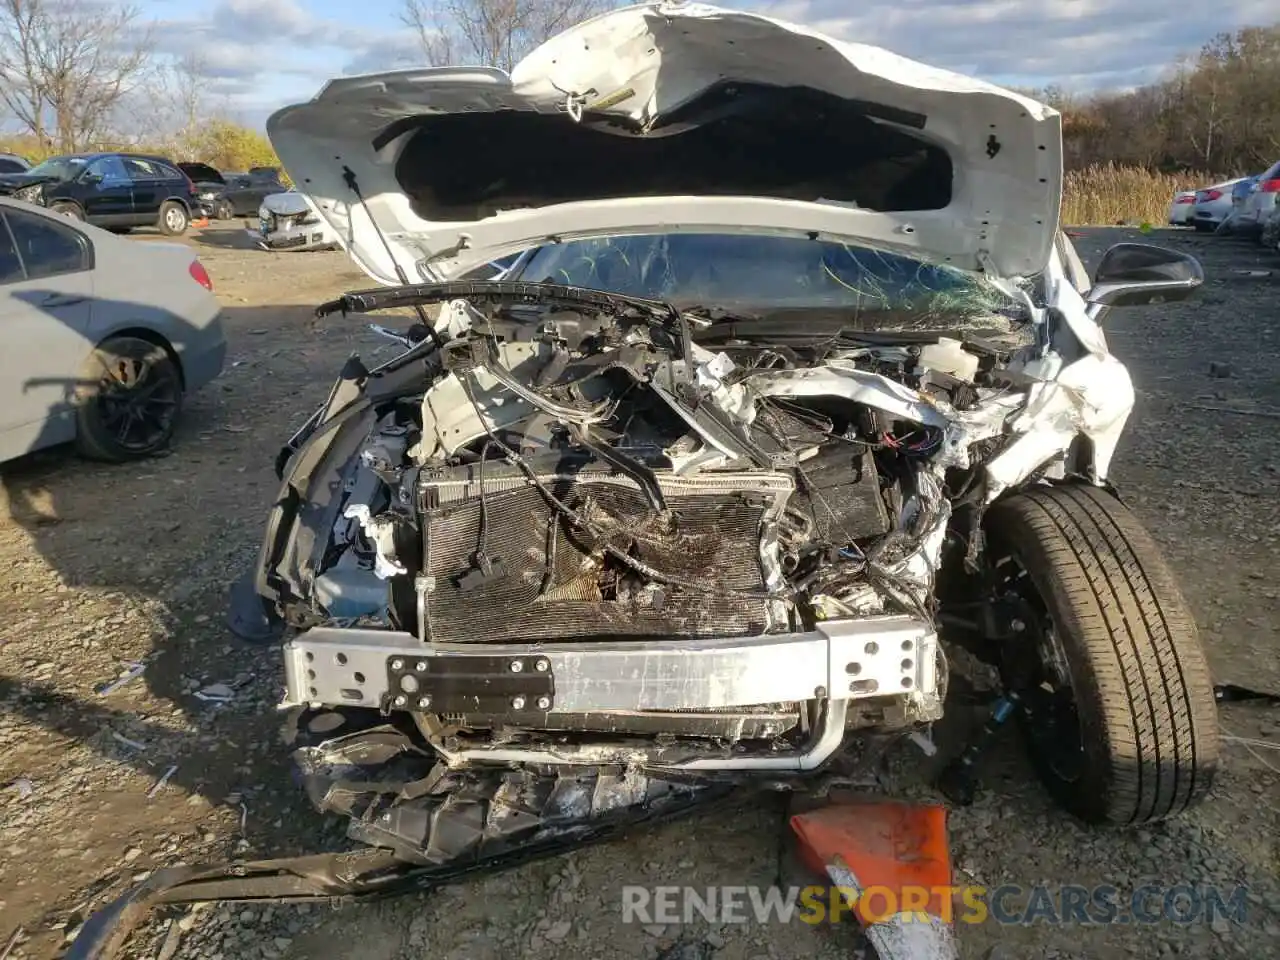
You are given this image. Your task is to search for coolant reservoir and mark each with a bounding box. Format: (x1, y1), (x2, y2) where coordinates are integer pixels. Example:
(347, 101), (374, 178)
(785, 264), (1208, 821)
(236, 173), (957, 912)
(917, 338), (979, 382)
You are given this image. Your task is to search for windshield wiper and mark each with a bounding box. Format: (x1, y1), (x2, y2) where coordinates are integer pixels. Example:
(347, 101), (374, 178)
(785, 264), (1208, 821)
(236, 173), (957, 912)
(678, 303), (763, 326)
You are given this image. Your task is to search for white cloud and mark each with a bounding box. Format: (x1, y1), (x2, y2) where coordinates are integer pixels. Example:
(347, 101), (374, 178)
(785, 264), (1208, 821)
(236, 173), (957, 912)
(756, 0), (1273, 91)
(145, 0), (426, 125)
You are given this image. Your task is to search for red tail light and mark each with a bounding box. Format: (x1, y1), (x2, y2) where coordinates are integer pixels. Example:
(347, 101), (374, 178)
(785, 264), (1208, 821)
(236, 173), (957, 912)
(1259, 178), (1280, 193)
(1176, 195), (1196, 204)
(189, 259), (213, 291)
(1202, 189), (1223, 201)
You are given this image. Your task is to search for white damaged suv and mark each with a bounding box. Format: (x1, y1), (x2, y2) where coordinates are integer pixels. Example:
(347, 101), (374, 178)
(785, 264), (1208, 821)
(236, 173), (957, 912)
(228, 3), (1218, 872)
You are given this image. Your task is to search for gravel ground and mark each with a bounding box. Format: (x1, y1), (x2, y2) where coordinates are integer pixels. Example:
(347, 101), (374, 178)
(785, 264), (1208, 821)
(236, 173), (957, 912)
(0, 224), (1277, 960)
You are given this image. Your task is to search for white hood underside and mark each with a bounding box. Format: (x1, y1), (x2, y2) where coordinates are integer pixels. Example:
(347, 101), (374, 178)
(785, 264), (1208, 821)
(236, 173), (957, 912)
(267, 2), (1063, 285)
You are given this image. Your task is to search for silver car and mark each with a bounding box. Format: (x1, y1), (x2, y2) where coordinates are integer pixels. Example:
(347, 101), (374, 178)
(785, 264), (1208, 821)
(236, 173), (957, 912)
(251, 191), (338, 251)
(1231, 159), (1280, 239)
(0, 197), (226, 463)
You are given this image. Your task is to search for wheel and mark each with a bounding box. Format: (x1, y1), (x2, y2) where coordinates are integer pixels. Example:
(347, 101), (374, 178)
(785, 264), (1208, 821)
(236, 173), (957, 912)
(158, 200), (189, 236)
(73, 336), (183, 462)
(215, 199), (234, 221)
(49, 201), (84, 221)
(983, 483), (1218, 826)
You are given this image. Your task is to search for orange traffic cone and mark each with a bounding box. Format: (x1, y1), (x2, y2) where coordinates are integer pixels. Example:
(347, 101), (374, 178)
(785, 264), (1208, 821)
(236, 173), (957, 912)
(790, 801), (959, 960)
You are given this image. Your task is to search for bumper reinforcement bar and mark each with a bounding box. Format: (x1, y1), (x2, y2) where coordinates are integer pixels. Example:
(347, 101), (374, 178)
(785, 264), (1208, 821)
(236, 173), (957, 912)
(284, 616), (937, 714)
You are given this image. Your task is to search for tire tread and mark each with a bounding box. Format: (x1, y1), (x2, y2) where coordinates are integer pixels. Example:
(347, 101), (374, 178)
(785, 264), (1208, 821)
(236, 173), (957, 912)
(987, 483), (1217, 825)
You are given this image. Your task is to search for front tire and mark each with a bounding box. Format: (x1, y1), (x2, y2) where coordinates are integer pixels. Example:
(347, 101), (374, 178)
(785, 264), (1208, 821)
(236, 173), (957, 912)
(74, 337), (183, 462)
(158, 200), (189, 236)
(984, 483), (1218, 826)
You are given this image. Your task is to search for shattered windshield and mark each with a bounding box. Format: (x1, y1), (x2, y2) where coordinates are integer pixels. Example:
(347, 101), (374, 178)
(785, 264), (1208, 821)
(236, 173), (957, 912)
(512, 233), (1027, 333)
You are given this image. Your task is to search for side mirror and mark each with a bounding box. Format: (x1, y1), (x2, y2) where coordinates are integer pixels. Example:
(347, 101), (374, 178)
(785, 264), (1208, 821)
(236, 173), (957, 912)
(1086, 242), (1203, 307)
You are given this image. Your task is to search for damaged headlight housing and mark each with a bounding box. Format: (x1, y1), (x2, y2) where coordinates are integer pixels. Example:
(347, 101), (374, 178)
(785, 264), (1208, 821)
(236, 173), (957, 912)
(13, 184), (43, 204)
(276, 213), (319, 230)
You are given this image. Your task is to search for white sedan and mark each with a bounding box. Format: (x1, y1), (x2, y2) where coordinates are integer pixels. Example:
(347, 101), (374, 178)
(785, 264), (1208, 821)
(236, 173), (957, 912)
(1168, 189), (1197, 225)
(1189, 177), (1247, 232)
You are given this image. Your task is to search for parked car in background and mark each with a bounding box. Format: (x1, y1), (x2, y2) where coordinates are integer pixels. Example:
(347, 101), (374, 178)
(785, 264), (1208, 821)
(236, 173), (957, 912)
(0, 153), (200, 235)
(1237, 160), (1280, 241)
(180, 163), (286, 220)
(1190, 176), (1246, 231)
(0, 196), (226, 463)
(1168, 189), (1197, 225)
(1260, 202), (1280, 252)
(1210, 175), (1260, 235)
(0, 153), (30, 174)
(251, 191), (337, 250)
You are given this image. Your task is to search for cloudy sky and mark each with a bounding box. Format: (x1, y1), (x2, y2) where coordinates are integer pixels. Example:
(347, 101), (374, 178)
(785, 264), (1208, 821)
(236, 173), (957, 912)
(141, 0), (1276, 127)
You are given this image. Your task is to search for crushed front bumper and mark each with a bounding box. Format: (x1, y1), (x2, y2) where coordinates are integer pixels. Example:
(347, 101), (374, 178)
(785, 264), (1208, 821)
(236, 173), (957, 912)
(283, 616), (942, 769)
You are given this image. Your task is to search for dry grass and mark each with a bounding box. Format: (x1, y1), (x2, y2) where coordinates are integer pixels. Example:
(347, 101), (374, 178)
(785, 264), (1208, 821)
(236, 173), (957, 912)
(1062, 163), (1224, 226)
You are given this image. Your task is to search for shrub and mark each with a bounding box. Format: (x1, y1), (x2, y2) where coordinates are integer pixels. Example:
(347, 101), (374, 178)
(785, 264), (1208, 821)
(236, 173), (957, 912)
(1062, 163), (1225, 226)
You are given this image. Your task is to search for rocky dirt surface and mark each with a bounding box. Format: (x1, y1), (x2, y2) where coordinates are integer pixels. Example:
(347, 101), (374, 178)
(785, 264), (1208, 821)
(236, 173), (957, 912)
(1, 225), (1277, 960)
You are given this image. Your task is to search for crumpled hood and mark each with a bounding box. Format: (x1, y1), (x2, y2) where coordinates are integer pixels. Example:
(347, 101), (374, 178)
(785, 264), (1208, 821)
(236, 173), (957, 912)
(260, 191), (314, 217)
(267, 2), (1062, 286)
(0, 173), (60, 193)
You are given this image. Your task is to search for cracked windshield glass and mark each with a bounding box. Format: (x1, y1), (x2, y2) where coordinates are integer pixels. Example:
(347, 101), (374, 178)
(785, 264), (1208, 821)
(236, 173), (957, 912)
(516, 232), (1030, 343)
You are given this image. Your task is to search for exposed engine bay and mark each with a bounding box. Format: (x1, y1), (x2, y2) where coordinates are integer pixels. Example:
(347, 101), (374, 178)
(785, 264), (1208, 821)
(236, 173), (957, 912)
(245, 274), (1130, 784)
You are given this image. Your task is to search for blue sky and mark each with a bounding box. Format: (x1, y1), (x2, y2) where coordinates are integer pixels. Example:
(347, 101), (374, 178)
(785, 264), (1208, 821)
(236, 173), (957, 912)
(139, 0), (1276, 128)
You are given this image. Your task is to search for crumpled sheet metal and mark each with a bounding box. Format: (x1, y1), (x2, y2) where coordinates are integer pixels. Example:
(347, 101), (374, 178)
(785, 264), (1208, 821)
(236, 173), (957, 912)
(292, 714), (723, 866)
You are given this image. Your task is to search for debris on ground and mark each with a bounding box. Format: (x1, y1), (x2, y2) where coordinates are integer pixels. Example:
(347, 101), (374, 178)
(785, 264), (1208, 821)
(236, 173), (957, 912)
(146, 765), (179, 800)
(194, 682), (236, 702)
(94, 662), (146, 697)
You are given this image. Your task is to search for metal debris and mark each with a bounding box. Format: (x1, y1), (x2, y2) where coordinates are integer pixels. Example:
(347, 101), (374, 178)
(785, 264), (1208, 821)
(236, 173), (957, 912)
(156, 919), (182, 960)
(0, 926), (24, 960)
(111, 732), (147, 752)
(94, 662), (146, 697)
(194, 683), (235, 702)
(147, 765), (179, 800)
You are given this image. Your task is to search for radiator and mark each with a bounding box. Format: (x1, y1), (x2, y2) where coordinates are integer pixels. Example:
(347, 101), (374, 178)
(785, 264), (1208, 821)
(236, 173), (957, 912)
(416, 462), (794, 643)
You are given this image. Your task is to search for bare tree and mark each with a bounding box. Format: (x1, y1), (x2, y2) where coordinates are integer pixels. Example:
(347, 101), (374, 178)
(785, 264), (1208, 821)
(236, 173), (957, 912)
(0, 0), (154, 153)
(133, 52), (215, 156)
(399, 0), (614, 72)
